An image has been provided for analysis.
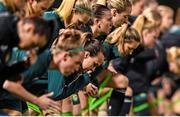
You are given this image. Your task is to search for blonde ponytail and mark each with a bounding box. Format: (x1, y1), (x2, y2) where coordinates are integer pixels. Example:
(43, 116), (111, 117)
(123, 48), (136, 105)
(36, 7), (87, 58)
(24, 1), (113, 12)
(106, 24), (128, 45)
(3, 0), (16, 12)
(132, 15), (145, 43)
(106, 23), (141, 56)
(56, 0), (92, 27)
(56, 0), (76, 23)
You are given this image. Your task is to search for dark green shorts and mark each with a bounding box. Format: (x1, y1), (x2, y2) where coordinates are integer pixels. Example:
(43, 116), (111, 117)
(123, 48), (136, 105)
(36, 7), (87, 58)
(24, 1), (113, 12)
(0, 99), (22, 112)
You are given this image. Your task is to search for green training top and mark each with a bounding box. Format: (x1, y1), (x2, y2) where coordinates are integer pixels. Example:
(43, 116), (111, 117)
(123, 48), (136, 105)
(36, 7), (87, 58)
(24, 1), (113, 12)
(102, 42), (121, 68)
(43, 11), (65, 48)
(0, 48), (27, 100)
(48, 70), (64, 99)
(48, 71), (90, 100)
(86, 42), (122, 83)
(22, 49), (51, 85)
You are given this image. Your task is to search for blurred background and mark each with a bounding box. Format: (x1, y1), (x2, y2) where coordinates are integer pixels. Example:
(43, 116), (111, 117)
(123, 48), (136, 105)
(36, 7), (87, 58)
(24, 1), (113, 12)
(50, 0), (180, 19)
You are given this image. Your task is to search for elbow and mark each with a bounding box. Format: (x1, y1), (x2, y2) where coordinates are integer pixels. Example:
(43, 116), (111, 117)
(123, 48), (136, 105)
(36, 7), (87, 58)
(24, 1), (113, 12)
(3, 80), (13, 90)
(3, 80), (23, 93)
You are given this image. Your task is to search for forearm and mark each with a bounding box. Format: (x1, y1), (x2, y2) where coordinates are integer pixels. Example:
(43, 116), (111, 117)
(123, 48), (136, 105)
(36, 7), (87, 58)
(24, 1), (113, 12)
(3, 80), (39, 104)
(3, 80), (61, 111)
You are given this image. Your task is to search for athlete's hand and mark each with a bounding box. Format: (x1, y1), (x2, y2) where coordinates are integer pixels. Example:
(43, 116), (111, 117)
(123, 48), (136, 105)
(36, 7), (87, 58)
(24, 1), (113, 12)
(107, 61), (117, 74)
(85, 83), (98, 97)
(36, 92), (61, 111)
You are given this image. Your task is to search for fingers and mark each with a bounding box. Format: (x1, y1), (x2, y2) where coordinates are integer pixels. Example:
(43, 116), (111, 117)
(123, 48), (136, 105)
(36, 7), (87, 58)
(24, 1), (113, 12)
(48, 100), (61, 111)
(91, 84), (97, 90)
(87, 84), (98, 97)
(91, 84), (98, 95)
(107, 62), (117, 74)
(91, 88), (96, 96)
(40, 99), (61, 111)
(88, 89), (94, 96)
(44, 92), (54, 97)
(93, 89), (99, 97)
(45, 93), (61, 111)
(36, 93), (61, 112)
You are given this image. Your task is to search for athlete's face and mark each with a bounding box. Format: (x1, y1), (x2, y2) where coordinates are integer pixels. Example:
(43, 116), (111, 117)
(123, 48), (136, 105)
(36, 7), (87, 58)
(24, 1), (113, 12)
(82, 51), (104, 73)
(55, 52), (84, 76)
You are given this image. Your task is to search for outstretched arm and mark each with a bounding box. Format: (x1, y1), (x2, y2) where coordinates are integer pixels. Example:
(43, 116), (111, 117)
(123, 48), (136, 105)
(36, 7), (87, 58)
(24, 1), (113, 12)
(3, 80), (61, 111)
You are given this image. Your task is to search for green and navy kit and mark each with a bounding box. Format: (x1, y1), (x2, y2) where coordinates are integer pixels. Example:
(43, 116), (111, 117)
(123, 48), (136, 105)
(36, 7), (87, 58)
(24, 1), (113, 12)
(85, 42), (122, 85)
(0, 48), (27, 112)
(95, 42), (122, 70)
(48, 70), (90, 100)
(43, 11), (65, 48)
(22, 49), (51, 86)
(103, 42), (121, 61)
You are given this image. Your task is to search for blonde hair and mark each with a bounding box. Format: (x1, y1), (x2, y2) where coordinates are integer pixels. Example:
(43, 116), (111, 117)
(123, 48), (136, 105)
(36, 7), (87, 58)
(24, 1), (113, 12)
(56, 0), (76, 21)
(51, 29), (88, 54)
(132, 9), (161, 43)
(3, 0), (17, 12)
(96, 0), (106, 6)
(107, 0), (132, 12)
(167, 47), (180, 74)
(143, 8), (161, 22)
(56, 0), (91, 26)
(158, 5), (174, 17)
(106, 24), (140, 54)
(167, 47), (180, 63)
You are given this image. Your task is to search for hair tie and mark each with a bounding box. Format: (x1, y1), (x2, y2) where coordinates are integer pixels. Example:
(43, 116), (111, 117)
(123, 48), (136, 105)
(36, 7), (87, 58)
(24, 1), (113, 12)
(75, 5), (92, 16)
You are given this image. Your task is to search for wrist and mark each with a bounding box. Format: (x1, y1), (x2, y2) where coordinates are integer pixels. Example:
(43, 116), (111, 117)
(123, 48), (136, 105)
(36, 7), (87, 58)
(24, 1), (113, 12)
(31, 96), (39, 105)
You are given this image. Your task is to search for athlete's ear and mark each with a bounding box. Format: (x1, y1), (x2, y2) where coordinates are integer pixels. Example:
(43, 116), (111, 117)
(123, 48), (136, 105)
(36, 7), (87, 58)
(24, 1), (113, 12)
(84, 51), (90, 59)
(62, 52), (70, 61)
(111, 8), (118, 17)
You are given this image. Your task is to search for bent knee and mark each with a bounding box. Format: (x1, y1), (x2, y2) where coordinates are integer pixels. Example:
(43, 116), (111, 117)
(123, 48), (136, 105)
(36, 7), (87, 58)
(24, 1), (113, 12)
(113, 74), (129, 89)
